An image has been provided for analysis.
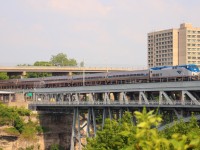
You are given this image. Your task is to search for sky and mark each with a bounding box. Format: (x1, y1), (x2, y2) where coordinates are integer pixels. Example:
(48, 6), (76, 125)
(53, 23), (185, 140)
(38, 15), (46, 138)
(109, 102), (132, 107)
(0, 0), (200, 68)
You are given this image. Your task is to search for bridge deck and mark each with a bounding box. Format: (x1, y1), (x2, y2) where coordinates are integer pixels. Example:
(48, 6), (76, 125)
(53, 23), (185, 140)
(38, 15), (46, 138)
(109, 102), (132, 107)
(23, 80), (200, 93)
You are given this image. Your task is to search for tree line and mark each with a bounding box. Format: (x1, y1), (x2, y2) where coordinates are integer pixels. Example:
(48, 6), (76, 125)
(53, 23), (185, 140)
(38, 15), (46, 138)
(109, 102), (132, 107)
(0, 53), (84, 79)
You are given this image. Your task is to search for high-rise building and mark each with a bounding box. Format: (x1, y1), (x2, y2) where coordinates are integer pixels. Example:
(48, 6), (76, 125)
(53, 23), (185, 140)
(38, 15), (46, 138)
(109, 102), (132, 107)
(147, 23), (200, 68)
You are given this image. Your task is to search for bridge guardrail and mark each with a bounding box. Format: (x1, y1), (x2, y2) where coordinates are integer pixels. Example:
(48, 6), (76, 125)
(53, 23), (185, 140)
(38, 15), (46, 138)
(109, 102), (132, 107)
(29, 100), (199, 106)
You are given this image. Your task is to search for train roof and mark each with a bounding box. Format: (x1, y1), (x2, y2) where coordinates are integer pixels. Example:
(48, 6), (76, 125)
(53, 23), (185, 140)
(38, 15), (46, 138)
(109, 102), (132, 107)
(150, 66), (171, 70)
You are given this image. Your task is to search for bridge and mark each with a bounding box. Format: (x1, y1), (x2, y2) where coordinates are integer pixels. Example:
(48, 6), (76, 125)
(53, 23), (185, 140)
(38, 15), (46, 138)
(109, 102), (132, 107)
(22, 80), (200, 150)
(0, 66), (135, 77)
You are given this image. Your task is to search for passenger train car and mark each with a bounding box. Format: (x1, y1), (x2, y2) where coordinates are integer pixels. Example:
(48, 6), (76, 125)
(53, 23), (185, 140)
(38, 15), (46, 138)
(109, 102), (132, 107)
(0, 64), (199, 89)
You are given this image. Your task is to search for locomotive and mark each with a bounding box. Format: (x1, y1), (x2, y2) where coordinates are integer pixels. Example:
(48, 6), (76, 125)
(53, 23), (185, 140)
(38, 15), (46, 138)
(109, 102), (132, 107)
(0, 64), (199, 90)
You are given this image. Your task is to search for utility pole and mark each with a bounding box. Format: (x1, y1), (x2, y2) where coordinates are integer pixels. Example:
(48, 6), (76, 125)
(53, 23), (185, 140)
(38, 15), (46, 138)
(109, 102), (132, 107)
(83, 59), (85, 86)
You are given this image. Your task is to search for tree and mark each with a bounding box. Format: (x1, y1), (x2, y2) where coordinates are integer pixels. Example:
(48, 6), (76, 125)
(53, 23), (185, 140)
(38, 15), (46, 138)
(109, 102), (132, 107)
(50, 53), (77, 66)
(33, 61), (52, 66)
(26, 61), (52, 78)
(0, 72), (9, 80)
(85, 112), (135, 150)
(85, 109), (200, 150)
(17, 64), (31, 66)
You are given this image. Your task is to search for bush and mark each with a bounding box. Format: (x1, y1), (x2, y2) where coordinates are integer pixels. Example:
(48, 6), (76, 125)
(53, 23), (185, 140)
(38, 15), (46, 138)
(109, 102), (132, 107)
(4, 127), (20, 136)
(85, 108), (200, 150)
(14, 116), (24, 134)
(50, 144), (64, 150)
(36, 125), (49, 134)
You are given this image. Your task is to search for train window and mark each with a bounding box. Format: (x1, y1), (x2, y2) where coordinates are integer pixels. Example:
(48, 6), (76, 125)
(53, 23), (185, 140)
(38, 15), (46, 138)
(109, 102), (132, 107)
(152, 73), (159, 77)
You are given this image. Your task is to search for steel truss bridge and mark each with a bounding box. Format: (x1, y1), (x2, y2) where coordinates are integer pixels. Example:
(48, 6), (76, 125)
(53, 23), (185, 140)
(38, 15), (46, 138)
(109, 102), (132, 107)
(27, 81), (200, 150)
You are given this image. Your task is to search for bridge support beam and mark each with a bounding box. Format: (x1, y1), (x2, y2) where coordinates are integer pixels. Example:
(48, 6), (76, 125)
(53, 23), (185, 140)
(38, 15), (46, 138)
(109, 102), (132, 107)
(87, 93), (94, 103)
(119, 92), (128, 104)
(70, 107), (97, 150)
(182, 90), (200, 105)
(139, 92), (149, 104)
(103, 93), (110, 104)
(159, 91), (173, 105)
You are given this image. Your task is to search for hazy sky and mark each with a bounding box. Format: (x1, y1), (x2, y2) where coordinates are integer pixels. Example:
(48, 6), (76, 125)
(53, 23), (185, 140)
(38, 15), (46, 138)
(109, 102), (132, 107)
(0, 0), (199, 67)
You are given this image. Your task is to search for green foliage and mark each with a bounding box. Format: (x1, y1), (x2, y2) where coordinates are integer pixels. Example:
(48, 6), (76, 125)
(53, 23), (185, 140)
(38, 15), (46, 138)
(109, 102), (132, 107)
(15, 53), (79, 78)
(18, 145), (34, 150)
(36, 125), (49, 134)
(27, 72), (52, 78)
(123, 108), (169, 150)
(9, 75), (21, 79)
(85, 108), (200, 150)
(0, 104), (30, 127)
(14, 116), (24, 134)
(16, 107), (31, 116)
(34, 61), (52, 66)
(0, 72), (9, 80)
(4, 127), (20, 136)
(50, 53), (77, 66)
(25, 61), (53, 78)
(0, 104), (40, 140)
(17, 64), (31, 66)
(85, 112), (136, 150)
(0, 103), (17, 125)
(161, 114), (200, 149)
(20, 120), (38, 141)
(50, 144), (64, 150)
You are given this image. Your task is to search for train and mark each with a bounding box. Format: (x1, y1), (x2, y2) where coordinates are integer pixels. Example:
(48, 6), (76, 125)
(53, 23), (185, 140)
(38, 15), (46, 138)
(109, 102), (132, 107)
(0, 64), (199, 90)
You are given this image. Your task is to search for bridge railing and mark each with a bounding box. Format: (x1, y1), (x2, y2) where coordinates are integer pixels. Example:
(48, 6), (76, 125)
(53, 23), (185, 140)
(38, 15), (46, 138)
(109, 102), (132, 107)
(29, 100), (199, 106)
